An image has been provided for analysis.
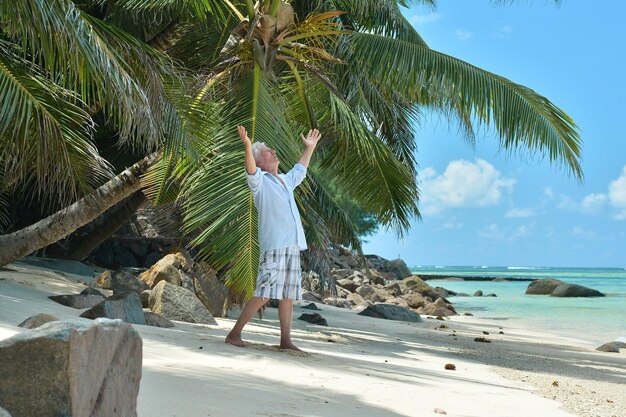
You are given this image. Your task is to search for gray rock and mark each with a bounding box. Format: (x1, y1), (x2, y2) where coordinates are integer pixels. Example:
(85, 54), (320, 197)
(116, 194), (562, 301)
(297, 313), (328, 326)
(0, 318), (141, 417)
(323, 297), (351, 309)
(302, 290), (322, 302)
(80, 287), (105, 297)
(48, 293), (105, 309)
(17, 314), (59, 329)
(139, 290), (151, 308)
(550, 284), (605, 297)
(80, 292), (146, 325)
(418, 298), (457, 317)
(526, 279), (565, 295)
(473, 290), (483, 297)
(149, 281), (217, 325)
(356, 284), (391, 303)
(144, 312), (175, 328)
(595, 341), (626, 353)
(384, 281), (402, 297)
(111, 271), (149, 295)
(191, 263), (228, 317)
(301, 302), (321, 310)
(384, 258), (412, 279)
(358, 303), (422, 323)
(336, 278), (358, 293)
(331, 268), (349, 279)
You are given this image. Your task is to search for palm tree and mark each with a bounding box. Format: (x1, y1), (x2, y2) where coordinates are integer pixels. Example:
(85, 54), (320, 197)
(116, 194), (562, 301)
(0, 0), (582, 301)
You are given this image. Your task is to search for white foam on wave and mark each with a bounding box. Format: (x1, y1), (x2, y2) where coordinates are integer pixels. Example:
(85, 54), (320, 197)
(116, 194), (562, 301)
(507, 266), (548, 270)
(617, 336), (626, 343)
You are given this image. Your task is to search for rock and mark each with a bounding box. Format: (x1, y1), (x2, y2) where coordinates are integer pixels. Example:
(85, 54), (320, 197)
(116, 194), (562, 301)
(138, 252), (189, 288)
(385, 297), (410, 308)
(526, 279), (565, 295)
(401, 293), (428, 309)
(301, 303), (321, 310)
(111, 271), (150, 295)
(435, 287), (450, 298)
(473, 290), (483, 296)
(297, 313), (328, 326)
(434, 408), (447, 415)
(445, 363), (457, 371)
(331, 268), (349, 279)
(401, 276), (442, 300)
(191, 262), (228, 317)
(384, 281), (402, 297)
(355, 284), (391, 303)
(492, 277), (508, 282)
(384, 258), (412, 279)
(551, 284), (605, 297)
(48, 293), (105, 309)
(345, 292), (367, 307)
(336, 278), (359, 293)
(95, 270), (113, 289)
(595, 341), (626, 353)
(80, 287), (105, 297)
(302, 290), (322, 302)
(149, 281), (217, 325)
(368, 269), (387, 285)
(418, 298), (457, 317)
(485, 293), (497, 297)
(80, 292), (146, 325)
(463, 312), (473, 316)
(358, 304), (422, 323)
(17, 314), (59, 329)
(144, 312), (175, 328)
(474, 337), (491, 343)
(139, 290), (151, 308)
(323, 297), (351, 309)
(180, 271), (194, 292)
(0, 318), (142, 417)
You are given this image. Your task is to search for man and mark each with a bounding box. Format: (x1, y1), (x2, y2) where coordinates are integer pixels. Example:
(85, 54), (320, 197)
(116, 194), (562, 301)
(225, 125), (321, 351)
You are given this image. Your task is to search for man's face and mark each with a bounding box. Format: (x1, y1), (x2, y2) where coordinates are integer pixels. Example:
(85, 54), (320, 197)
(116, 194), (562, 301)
(256, 145), (279, 171)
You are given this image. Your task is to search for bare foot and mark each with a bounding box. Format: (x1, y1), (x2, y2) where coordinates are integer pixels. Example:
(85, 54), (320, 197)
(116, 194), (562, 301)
(225, 334), (246, 347)
(279, 341), (302, 352)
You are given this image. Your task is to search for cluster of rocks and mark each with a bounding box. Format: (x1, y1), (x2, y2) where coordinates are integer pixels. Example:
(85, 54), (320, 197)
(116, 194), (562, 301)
(526, 279), (605, 297)
(46, 251), (229, 328)
(301, 251), (457, 319)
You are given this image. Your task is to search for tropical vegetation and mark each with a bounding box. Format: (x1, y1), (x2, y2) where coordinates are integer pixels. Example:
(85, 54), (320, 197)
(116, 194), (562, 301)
(0, 0), (581, 298)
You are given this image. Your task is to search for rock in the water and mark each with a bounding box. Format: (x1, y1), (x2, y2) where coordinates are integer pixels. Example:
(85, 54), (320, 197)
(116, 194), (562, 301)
(357, 304), (422, 323)
(526, 279), (565, 295)
(48, 293), (105, 309)
(550, 284), (605, 297)
(149, 281), (217, 325)
(595, 341), (626, 353)
(144, 312), (175, 328)
(0, 318), (142, 417)
(473, 290), (483, 297)
(17, 314), (59, 329)
(80, 292), (146, 325)
(297, 313), (328, 326)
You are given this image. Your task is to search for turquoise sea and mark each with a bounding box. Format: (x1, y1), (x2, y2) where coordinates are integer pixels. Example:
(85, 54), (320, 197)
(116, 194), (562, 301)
(410, 266), (626, 346)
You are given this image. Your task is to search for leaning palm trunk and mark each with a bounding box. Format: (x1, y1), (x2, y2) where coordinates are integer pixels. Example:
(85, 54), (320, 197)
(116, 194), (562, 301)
(0, 153), (159, 266)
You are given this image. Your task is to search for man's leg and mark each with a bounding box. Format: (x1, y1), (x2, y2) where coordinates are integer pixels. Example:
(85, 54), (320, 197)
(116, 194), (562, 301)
(225, 297), (269, 347)
(278, 299), (301, 351)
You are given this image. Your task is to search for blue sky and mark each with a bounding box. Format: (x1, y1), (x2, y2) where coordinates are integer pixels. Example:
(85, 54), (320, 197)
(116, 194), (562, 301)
(362, 1), (626, 268)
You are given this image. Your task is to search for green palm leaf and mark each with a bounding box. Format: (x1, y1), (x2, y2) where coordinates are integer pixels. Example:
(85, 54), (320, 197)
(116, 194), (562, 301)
(348, 32), (583, 180)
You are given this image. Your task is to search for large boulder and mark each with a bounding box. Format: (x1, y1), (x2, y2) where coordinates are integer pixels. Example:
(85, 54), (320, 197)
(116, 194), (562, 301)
(80, 292), (146, 325)
(191, 262), (228, 317)
(138, 252), (188, 288)
(358, 304), (422, 323)
(336, 278), (358, 293)
(401, 276), (441, 300)
(384, 259), (412, 280)
(526, 279), (565, 295)
(595, 341), (626, 353)
(48, 293), (105, 309)
(550, 284), (605, 297)
(0, 318), (142, 417)
(149, 281), (217, 325)
(418, 298), (457, 317)
(110, 271), (150, 295)
(401, 293), (429, 309)
(355, 284), (391, 303)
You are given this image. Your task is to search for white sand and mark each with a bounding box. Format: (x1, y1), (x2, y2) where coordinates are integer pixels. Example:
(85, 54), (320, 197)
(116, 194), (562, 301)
(1, 262), (625, 417)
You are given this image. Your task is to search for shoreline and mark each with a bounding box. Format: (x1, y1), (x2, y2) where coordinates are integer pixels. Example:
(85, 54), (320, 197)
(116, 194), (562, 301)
(1, 261), (625, 417)
(416, 274), (535, 281)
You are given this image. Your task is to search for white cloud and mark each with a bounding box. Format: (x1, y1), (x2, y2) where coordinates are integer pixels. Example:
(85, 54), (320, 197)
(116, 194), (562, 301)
(571, 226), (597, 239)
(478, 223), (503, 240)
(505, 207), (536, 218)
(608, 165), (626, 219)
(493, 25), (513, 39)
(410, 13), (442, 25)
(544, 187), (554, 199)
(581, 193), (607, 212)
(420, 159), (515, 215)
(442, 217), (463, 229)
(456, 29), (472, 41)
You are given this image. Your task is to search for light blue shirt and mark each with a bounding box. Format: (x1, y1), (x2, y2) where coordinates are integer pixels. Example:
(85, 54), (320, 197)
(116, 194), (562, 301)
(246, 163), (308, 253)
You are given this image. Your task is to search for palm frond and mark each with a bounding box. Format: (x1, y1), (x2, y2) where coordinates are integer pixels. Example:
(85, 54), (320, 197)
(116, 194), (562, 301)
(348, 32), (583, 180)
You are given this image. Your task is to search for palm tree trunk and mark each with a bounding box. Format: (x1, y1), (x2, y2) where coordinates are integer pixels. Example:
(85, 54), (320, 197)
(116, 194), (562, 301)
(61, 190), (147, 261)
(0, 153), (159, 267)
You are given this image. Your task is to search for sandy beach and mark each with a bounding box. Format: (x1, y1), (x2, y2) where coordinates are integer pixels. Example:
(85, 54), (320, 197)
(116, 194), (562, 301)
(1, 261), (624, 417)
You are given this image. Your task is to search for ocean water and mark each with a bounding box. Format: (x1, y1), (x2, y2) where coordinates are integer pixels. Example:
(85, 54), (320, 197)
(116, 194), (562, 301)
(411, 266), (626, 346)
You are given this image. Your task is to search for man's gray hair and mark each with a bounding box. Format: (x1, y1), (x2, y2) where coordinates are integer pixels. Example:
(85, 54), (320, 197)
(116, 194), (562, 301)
(251, 142), (267, 161)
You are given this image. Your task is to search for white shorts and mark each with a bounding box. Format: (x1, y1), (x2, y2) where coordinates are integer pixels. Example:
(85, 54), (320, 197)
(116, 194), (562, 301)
(253, 246), (302, 300)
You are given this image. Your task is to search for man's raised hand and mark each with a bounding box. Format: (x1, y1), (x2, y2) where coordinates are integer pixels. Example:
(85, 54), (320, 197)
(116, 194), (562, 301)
(238, 125), (251, 148)
(300, 129), (321, 149)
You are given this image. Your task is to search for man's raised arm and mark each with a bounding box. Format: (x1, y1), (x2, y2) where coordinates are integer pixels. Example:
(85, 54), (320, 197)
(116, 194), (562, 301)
(238, 125), (256, 175)
(298, 129), (321, 168)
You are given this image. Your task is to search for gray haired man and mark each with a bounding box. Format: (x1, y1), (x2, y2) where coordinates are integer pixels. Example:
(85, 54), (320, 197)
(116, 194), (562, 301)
(225, 125), (321, 351)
